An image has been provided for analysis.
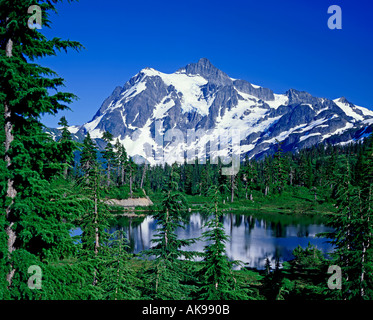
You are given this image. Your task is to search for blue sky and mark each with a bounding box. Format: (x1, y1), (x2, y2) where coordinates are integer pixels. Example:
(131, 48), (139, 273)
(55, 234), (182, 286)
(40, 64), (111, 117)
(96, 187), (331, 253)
(40, 0), (373, 128)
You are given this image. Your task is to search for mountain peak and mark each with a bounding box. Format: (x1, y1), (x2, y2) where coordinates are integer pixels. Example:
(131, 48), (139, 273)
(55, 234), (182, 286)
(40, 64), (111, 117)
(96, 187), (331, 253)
(335, 97), (350, 104)
(195, 57), (213, 68)
(177, 58), (232, 85)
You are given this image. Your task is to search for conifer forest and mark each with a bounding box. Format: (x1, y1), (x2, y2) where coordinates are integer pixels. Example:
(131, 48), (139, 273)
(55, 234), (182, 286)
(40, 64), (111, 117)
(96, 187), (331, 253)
(1, 0), (373, 303)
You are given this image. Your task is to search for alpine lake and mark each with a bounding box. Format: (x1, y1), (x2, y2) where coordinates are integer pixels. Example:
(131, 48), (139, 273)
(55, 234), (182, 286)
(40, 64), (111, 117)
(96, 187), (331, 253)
(105, 210), (334, 270)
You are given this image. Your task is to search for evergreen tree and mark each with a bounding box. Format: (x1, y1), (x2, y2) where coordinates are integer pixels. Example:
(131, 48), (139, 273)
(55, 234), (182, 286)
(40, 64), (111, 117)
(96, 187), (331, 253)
(0, 0), (83, 297)
(170, 162), (181, 191)
(0, 101), (7, 298)
(353, 134), (373, 298)
(200, 160), (213, 195)
(273, 141), (287, 194)
(78, 133), (110, 288)
(191, 158), (201, 195)
(297, 152), (308, 187)
(197, 185), (250, 300)
(243, 157), (257, 201)
(114, 140), (128, 186)
(262, 257), (285, 300)
(183, 162), (193, 195)
(128, 157), (137, 198)
(263, 156), (272, 196)
(80, 132), (97, 181)
(99, 229), (142, 300)
(57, 116), (76, 179)
(325, 149), (338, 191)
(277, 243), (329, 300)
(141, 184), (197, 299)
(101, 131), (115, 187)
(323, 156), (373, 299)
(306, 156), (314, 189)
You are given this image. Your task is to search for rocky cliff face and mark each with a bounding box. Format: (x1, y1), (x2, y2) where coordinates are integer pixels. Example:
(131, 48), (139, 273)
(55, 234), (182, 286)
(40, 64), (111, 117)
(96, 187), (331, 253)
(51, 58), (373, 163)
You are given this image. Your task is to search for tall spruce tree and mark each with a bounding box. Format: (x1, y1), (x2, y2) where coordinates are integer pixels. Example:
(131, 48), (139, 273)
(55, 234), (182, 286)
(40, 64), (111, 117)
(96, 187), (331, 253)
(141, 170), (197, 299)
(197, 185), (250, 300)
(273, 141), (287, 194)
(183, 161), (193, 195)
(101, 131), (115, 187)
(80, 133), (97, 180)
(263, 156), (272, 196)
(57, 116), (76, 179)
(323, 156), (373, 299)
(99, 229), (142, 300)
(128, 157), (136, 198)
(354, 134), (373, 298)
(244, 158), (258, 201)
(114, 139), (128, 186)
(78, 133), (110, 289)
(0, 0), (83, 297)
(0, 101), (7, 298)
(200, 159), (213, 196)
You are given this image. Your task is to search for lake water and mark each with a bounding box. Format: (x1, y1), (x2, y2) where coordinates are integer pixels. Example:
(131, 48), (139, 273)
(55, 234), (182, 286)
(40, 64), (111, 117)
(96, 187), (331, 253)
(109, 212), (334, 270)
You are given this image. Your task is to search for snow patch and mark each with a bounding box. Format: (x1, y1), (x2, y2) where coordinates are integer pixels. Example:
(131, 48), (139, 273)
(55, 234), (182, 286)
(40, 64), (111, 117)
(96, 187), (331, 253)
(84, 114), (104, 132)
(261, 123), (307, 145)
(265, 94), (289, 109)
(240, 144), (255, 153)
(321, 122), (354, 140)
(354, 105), (373, 117)
(299, 132), (321, 142)
(333, 98), (364, 121)
(316, 107), (329, 115)
(57, 125), (80, 134)
(363, 118), (373, 125)
(141, 68), (210, 116)
(89, 128), (104, 139)
(297, 118), (328, 133)
(153, 97), (176, 119)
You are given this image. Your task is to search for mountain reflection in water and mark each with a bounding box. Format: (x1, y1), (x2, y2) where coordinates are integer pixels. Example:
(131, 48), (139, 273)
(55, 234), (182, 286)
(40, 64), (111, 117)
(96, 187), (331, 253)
(109, 212), (334, 270)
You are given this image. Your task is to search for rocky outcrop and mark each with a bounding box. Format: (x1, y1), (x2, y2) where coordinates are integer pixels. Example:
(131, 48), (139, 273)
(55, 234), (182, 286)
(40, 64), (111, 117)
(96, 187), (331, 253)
(105, 197), (153, 208)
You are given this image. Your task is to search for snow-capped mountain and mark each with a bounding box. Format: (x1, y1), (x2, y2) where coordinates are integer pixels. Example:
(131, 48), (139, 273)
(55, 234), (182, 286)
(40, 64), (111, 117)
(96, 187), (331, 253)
(69, 58), (373, 164)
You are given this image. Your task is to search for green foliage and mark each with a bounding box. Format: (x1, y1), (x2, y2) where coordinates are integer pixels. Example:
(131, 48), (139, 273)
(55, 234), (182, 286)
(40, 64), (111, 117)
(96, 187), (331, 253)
(262, 244), (329, 300)
(0, 0), (84, 299)
(98, 229), (142, 300)
(261, 258), (285, 300)
(324, 152), (373, 299)
(79, 132), (98, 177)
(101, 131), (116, 186)
(197, 185), (251, 300)
(272, 141), (287, 194)
(242, 157), (258, 201)
(114, 138), (128, 186)
(57, 116), (77, 178)
(291, 243), (326, 273)
(144, 190), (198, 299)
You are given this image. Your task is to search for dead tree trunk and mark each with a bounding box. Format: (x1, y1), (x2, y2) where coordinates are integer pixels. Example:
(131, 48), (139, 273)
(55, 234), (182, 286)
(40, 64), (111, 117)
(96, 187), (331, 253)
(121, 165), (125, 186)
(140, 163), (147, 189)
(94, 191), (99, 256)
(93, 170), (99, 286)
(231, 175), (235, 203)
(63, 164), (68, 179)
(129, 169), (133, 198)
(4, 30), (17, 288)
(107, 162), (111, 187)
